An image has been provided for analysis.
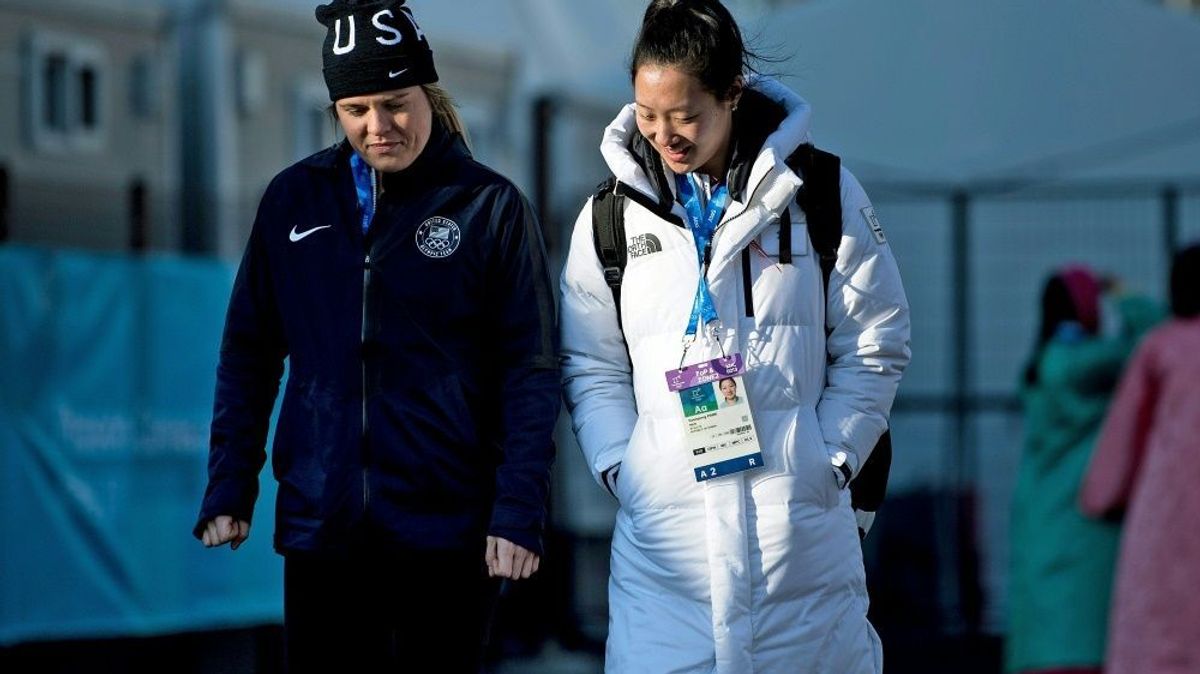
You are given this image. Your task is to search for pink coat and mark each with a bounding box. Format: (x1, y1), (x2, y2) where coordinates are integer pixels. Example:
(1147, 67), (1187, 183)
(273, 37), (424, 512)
(1080, 317), (1200, 674)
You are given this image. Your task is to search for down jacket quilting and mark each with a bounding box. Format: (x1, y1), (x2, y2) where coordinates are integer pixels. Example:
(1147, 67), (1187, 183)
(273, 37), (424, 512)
(561, 80), (911, 673)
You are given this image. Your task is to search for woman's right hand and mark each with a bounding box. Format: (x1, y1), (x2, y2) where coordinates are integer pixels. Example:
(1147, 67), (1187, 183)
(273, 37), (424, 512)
(201, 515), (251, 550)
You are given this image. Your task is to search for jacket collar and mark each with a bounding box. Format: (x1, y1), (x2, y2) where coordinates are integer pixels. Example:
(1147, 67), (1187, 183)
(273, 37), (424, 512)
(379, 120), (462, 193)
(600, 77), (814, 278)
(600, 77), (813, 207)
(300, 138), (352, 170)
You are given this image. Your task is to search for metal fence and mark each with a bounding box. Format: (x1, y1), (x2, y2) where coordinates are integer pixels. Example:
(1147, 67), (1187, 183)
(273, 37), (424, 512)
(878, 182), (1200, 633)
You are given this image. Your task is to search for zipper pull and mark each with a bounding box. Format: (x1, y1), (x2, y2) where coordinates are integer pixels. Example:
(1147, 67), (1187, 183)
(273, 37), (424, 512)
(748, 239), (782, 273)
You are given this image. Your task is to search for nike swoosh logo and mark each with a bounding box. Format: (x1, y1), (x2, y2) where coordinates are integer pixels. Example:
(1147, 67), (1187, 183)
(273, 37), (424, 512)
(289, 225), (332, 242)
(388, 68), (408, 79)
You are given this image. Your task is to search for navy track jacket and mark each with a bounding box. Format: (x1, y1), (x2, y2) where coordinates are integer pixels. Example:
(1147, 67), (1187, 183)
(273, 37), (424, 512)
(195, 125), (559, 556)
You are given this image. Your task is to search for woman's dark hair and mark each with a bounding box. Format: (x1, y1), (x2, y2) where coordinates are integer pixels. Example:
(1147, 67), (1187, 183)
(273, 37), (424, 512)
(1023, 275), (1080, 386)
(1170, 243), (1200, 318)
(630, 0), (758, 100)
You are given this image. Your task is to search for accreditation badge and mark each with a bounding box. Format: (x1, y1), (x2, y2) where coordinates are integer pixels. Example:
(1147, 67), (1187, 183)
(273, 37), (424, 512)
(665, 353), (764, 482)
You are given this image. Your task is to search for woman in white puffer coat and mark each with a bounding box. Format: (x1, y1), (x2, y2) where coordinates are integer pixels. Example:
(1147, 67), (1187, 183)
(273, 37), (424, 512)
(560, 1), (911, 672)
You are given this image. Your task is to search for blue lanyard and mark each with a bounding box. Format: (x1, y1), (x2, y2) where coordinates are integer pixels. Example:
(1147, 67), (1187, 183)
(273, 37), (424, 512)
(350, 152), (375, 234)
(676, 173), (730, 340)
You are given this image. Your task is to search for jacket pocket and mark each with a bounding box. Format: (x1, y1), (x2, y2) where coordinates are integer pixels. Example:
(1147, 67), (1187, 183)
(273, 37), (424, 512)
(272, 377), (352, 512)
(615, 415), (703, 511)
(798, 406), (839, 510)
(744, 253), (821, 329)
(375, 373), (487, 508)
(758, 217), (811, 259)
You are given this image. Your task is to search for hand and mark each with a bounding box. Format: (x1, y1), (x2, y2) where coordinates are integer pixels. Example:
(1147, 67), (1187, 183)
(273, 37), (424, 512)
(485, 536), (540, 580)
(201, 515), (250, 550)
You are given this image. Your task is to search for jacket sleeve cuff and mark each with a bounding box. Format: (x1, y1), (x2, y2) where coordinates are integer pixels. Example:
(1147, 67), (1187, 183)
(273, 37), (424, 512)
(855, 510), (877, 538)
(488, 506), (545, 557)
(600, 463), (621, 499)
(193, 478), (259, 539)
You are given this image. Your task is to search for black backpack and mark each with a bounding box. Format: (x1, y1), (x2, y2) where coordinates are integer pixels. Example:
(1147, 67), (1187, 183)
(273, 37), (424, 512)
(590, 144), (892, 534)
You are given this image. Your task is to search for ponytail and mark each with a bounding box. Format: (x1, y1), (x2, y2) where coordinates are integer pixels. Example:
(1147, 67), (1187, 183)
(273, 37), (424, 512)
(631, 0), (759, 100)
(421, 83), (471, 150)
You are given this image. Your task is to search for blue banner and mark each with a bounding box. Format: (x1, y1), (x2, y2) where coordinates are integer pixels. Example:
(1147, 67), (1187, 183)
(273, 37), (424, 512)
(0, 245), (282, 645)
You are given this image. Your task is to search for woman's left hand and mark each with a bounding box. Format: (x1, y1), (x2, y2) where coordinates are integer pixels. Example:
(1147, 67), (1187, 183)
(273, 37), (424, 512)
(485, 536), (540, 580)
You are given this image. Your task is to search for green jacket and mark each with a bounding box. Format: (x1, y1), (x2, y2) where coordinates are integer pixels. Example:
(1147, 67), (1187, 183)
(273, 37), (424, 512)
(1005, 296), (1160, 672)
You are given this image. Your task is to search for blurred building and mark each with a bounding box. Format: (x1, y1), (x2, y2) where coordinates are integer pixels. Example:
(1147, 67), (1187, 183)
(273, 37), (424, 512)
(1165, 0), (1200, 11)
(0, 0), (523, 260)
(171, 0), (520, 259)
(0, 0), (178, 251)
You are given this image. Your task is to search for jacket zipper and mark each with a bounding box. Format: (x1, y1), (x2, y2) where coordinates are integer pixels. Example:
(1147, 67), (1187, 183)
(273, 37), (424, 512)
(714, 168), (774, 235)
(361, 252), (371, 510)
(361, 166), (379, 512)
(712, 165), (786, 321)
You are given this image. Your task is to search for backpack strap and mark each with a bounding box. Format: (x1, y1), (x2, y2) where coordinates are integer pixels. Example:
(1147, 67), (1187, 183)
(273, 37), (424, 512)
(786, 144), (892, 524)
(589, 178), (632, 498)
(590, 178), (627, 329)
(777, 207), (792, 265)
(851, 428), (891, 513)
(787, 144), (842, 299)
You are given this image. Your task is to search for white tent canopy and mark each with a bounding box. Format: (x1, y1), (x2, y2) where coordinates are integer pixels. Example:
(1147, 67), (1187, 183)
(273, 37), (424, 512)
(274, 0), (1200, 185)
(762, 0), (1200, 185)
(271, 0), (645, 95)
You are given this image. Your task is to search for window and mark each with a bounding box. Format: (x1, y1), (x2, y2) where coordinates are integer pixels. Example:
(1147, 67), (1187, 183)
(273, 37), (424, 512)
(25, 30), (107, 152)
(236, 50), (266, 118)
(129, 55), (161, 120)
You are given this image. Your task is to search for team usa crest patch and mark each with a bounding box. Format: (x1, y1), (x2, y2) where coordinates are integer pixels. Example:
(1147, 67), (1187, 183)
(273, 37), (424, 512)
(415, 217), (461, 258)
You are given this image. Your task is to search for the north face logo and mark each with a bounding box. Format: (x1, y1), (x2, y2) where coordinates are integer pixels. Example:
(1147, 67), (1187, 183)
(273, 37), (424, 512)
(628, 233), (662, 259)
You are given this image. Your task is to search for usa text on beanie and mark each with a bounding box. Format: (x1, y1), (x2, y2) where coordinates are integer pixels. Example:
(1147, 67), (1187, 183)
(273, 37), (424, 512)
(314, 0), (438, 101)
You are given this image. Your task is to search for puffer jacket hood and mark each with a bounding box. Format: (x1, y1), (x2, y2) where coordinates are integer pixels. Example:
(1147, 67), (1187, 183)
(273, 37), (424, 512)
(601, 76), (813, 206)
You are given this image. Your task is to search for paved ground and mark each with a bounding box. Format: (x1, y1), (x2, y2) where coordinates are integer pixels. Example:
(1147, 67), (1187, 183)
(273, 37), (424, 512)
(491, 643), (602, 674)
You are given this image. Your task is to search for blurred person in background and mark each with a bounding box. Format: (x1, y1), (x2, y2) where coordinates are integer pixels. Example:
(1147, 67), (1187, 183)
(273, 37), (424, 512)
(1006, 264), (1160, 674)
(560, 0), (910, 671)
(1080, 243), (1200, 674)
(192, 1), (558, 671)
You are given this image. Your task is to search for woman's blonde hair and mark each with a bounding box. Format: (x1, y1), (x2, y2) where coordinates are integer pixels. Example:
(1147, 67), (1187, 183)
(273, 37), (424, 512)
(421, 83), (471, 149)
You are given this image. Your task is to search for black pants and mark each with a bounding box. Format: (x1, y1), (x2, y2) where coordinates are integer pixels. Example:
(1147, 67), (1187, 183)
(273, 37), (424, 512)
(283, 546), (500, 674)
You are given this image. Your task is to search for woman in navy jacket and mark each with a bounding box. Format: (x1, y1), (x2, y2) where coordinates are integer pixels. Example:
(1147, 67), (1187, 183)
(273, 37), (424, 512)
(193, 1), (558, 671)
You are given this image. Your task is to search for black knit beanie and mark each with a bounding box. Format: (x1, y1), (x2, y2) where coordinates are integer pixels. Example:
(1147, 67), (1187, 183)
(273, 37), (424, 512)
(314, 0), (438, 101)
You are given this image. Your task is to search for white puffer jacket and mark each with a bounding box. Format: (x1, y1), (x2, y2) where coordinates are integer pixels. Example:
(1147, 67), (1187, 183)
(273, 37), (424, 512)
(561, 78), (911, 673)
